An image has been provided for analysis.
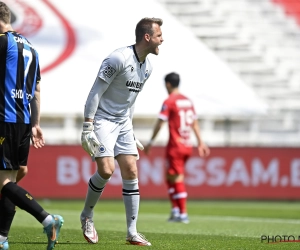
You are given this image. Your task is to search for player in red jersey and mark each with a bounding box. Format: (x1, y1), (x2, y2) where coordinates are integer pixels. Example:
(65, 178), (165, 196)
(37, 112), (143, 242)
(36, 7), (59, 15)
(144, 72), (210, 223)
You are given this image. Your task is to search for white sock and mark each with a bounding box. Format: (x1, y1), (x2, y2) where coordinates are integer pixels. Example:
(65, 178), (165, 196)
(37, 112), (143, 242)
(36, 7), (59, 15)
(122, 179), (139, 237)
(172, 207), (180, 216)
(81, 172), (109, 219)
(0, 235), (7, 242)
(180, 213), (188, 218)
(42, 215), (53, 227)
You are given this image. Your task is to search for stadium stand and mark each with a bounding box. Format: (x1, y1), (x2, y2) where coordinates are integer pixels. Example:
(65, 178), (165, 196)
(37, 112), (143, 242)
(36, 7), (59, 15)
(155, 0), (300, 146)
(6, 0), (299, 147)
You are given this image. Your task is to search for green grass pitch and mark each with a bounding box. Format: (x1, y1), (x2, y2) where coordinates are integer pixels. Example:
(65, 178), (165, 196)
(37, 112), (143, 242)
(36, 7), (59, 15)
(7, 199), (300, 249)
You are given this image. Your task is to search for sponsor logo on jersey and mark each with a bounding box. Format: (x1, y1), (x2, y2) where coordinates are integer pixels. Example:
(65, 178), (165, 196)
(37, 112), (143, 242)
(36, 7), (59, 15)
(103, 65), (116, 78)
(11, 89), (32, 100)
(126, 81), (143, 93)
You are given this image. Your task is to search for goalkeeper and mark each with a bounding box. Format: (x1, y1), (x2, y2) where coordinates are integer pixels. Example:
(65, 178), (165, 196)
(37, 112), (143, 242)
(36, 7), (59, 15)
(80, 17), (164, 247)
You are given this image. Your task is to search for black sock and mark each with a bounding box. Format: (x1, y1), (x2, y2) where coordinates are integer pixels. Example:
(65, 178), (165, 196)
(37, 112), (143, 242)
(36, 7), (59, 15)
(1, 182), (49, 223)
(0, 193), (15, 237)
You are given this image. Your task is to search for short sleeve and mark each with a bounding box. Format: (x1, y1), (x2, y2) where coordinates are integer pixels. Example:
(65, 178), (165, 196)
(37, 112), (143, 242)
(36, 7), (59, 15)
(0, 34), (7, 58)
(158, 100), (170, 121)
(98, 50), (124, 85)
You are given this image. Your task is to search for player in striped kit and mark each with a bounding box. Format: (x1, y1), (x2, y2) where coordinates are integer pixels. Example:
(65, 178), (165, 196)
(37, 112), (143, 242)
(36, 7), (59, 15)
(80, 17), (163, 246)
(145, 72), (210, 223)
(0, 2), (63, 249)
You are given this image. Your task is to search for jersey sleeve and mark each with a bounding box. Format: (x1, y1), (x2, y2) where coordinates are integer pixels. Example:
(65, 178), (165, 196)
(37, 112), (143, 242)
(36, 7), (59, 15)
(0, 34), (7, 57)
(158, 99), (170, 121)
(36, 64), (41, 83)
(97, 50), (124, 85)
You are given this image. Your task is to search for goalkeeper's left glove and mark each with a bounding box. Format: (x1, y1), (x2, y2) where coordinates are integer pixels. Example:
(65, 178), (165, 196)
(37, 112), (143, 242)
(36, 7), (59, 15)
(81, 122), (100, 158)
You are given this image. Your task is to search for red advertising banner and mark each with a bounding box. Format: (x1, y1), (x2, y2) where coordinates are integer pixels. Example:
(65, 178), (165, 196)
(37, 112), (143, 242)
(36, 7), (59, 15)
(21, 146), (300, 200)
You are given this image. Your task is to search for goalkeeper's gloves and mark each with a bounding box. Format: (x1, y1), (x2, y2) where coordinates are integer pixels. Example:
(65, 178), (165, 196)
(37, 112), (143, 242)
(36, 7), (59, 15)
(81, 122), (100, 158)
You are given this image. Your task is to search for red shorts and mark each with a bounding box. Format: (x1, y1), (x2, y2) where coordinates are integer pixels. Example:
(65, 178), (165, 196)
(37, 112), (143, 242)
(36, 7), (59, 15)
(165, 147), (192, 175)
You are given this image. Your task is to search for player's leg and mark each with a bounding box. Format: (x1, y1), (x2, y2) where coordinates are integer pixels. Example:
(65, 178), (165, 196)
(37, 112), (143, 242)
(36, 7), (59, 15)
(80, 156), (114, 243)
(115, 119), (151, 246)
(172, 179), (189, 223)
(0, 148), (35, 248)
(166, 183), (180, 220)
(0, 190), (14, 250)
(166, 173), (187, 222)
(16, 165), (28, 183)
(0, 125), (28, 249)
(0, 123), (64, 249)
(166, 153), (189, 223)
(0, 165), (28, 248)
(116, 155), (139, 235)
(165, 159), (180, 220)
(116, 154), (151, 246)
(1, 182), (64, 248)
(80, 119), (118, 243)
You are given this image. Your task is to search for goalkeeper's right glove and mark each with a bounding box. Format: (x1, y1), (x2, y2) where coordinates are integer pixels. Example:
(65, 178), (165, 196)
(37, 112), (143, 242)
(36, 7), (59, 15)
(81, 122), (100, 158)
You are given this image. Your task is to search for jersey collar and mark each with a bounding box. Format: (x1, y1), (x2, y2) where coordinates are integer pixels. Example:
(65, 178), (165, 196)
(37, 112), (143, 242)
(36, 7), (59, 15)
(132, 45), (145, 65)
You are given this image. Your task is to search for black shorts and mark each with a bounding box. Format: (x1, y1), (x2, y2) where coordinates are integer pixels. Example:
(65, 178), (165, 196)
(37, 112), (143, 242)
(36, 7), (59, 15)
(0, 122), (31, 170)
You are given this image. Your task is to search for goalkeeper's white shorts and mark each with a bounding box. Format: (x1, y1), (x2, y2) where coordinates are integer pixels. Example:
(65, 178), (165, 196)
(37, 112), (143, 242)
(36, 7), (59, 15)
(93, 117), (138, 159)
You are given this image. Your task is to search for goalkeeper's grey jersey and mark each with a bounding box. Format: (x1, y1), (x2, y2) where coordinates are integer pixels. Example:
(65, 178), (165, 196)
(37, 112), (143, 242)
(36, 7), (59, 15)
(95, 45), (153, 123)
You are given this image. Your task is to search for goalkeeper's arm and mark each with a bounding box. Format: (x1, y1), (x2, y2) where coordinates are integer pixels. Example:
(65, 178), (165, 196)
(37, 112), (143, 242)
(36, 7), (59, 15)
(81, 77), (109, 158)
(84, 77), (109, 120)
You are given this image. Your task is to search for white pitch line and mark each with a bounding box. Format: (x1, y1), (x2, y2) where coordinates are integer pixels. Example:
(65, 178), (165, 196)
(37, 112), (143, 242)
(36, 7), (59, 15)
(140, 213), (300, 225)
(42, 210), (300, 225)
(197, 216), (300, 224)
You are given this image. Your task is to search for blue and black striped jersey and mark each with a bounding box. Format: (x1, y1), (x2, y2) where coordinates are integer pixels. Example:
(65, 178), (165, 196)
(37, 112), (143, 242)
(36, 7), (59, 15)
(0, 31), (40, 124)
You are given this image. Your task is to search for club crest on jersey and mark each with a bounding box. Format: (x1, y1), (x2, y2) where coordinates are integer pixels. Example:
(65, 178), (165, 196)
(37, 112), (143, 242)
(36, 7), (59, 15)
(103, 65), (116, 78)
(99, 144), (106, 153)
(131, 66), (134, 72)
(161, 104), (167, 112)
(145, 70), (149, 78)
